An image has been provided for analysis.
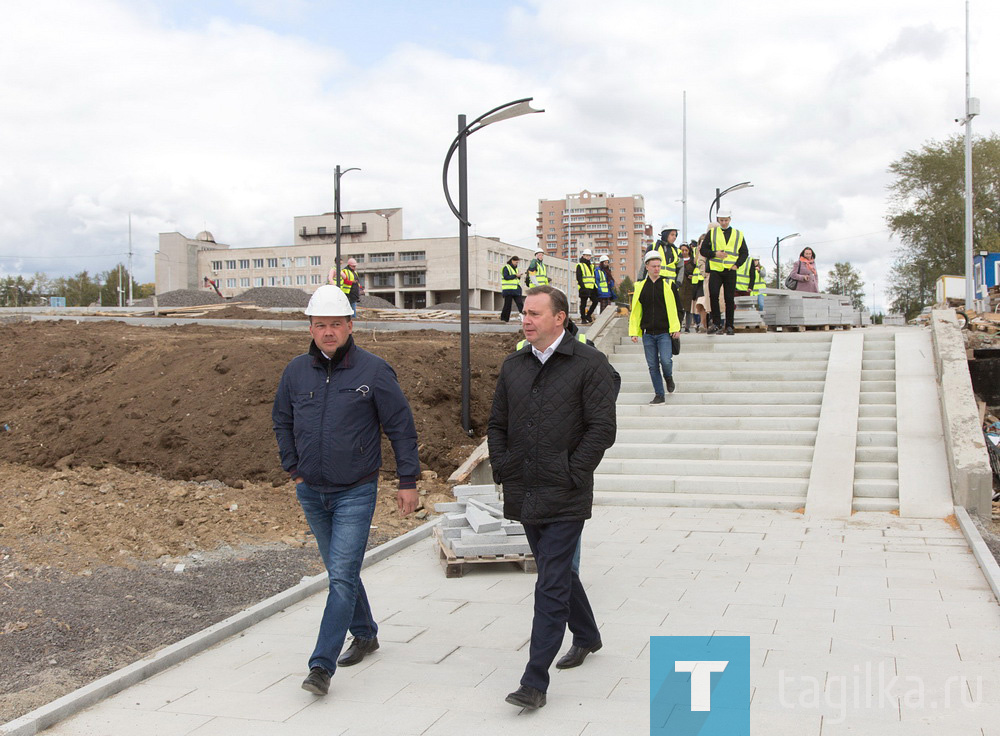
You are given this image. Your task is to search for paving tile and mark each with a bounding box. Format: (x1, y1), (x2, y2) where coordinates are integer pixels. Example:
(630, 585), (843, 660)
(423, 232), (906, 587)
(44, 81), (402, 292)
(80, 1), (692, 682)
(419, 708), (588, 736)
(287, 698), (447, 735)
(159, 685), (315, 721)
(42, 709), (212, 735)
(187, 717), (346, 736)
(99, 683), (197, 711)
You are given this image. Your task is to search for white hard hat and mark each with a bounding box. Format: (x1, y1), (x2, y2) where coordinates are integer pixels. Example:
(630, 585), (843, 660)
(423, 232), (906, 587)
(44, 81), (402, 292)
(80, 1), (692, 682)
(582, 248), (593, 256)
(599, 255), (610, 263)
(305, 285), (353, 316)
(644, 250), (663, 264)
(661, 226), (679, 233)
(716, 209), (732, 218)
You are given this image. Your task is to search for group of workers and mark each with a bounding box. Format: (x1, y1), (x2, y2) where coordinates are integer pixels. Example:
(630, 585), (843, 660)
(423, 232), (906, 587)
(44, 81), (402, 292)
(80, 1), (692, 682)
(500, 249), (617, 324)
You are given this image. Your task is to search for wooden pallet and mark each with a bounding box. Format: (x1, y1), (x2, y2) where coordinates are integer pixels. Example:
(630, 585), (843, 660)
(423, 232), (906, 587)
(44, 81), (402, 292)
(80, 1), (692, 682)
(432, 527), (536, 578)
(769, 324), (852, 332)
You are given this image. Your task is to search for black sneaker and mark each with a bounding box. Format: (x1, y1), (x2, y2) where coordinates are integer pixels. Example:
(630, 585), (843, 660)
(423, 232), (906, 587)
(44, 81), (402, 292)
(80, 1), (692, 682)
(666, 377), (676, 393)
(725, 326), (735, 335)
(649, 395), (665, 405)
(707, 325), (721, 335)
(301, 667), (330, 695)
(337, 636), (380, 667)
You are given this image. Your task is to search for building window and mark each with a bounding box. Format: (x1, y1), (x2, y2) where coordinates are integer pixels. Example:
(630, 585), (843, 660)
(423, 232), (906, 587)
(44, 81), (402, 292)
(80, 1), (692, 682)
(210, 260), (222, 271)
(253, 258), (264, 268)
(373, 273), (394, 287)
(264, 258), (276, 268)
(268, 276), (278, 286)
(348, 254), (364, 263)
(402, 271), (425, 286)
(296, 275), (307, 285)
(399, 251), (425, 262)
(317, 226), (327, 235)
(295, 257), (307, 267)
(225, 260), (237, 270)
(239, 259), (250, 269)
(280, 257), (292, 268)
(282, 275), (292, 285)
(226, 278), (237, 288)
(370, 252), (394, 263)
(310, 255), (321, 266)
(253, 277), (264, 287)
(620, 258), (626, 263)
(240, 277), (250, 287)
(311, 274), (322, 284)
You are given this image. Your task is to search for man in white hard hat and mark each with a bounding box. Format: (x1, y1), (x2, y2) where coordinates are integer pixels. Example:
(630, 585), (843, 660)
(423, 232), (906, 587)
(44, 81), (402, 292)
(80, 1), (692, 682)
(575, 248), (598, 324)
(273, 285), (420, 697)
(698, 210), (748, 335)
(595, 254), (616, 312)
(629, 250), (681, 403)
(526, 249), (549, 287)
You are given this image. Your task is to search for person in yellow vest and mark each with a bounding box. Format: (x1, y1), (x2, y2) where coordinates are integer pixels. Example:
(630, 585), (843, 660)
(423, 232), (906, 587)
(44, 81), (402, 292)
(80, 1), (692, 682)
(677, 242), (701, 332)
(500, 255), (525, 323)
(629, 250), (681, 404)
(595, 255), (616, 312)
(698, 210), (748, 335)
(328, 258), (361, 315)
(526, 250), (549, 287)
(735, 258), (765, 297)
(576, 249), (598, 324)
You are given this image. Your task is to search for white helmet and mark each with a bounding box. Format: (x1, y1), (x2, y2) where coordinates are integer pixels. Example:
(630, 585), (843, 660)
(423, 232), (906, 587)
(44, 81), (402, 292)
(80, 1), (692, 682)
(716, 209), (732, 219)
(305, 285), (353, 316)
(644, 250), (663, 264)
(582, 248), (593, 256)
(599, 254), (610, 263)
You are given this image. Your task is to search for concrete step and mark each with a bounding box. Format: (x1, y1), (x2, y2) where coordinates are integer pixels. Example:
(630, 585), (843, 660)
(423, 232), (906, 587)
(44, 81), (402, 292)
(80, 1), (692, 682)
(615, 420), (816, 442)
(857, 417), (897, 432)
(853, 478), (900, 499)
(613, 346), (829, 359)
(863, 350), (895, 360)
(613, 369), (829, 381)
(596, 458), (812, 478)
(618, 380), (827, 394)
(611, 361), (831, 373)
(859, 392), (896, 405)
(593, 474), (809, 495)
(853, 462), (899, 480)
(857, 431), (898, 448)
(862, 360), (895, 370)
(852, 497), (899, 512)
(860, 380), (896, 392)
(604, 443), (814, 462)
(621, 334), (833, 344)
(616, 416), (819, 431)
(593, 491), (806, 511)
(617, 392), (823, 405)
(616, 404), (821, 418)
(858, 404), (896, 418)
(856, 446), (898, 463)
(860, 370), (896, 381)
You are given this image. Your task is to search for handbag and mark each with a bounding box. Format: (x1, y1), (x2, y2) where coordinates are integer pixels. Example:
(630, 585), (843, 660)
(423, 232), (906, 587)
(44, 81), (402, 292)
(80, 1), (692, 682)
(784, 261), (799, 290)
(672, 336), (681, 355)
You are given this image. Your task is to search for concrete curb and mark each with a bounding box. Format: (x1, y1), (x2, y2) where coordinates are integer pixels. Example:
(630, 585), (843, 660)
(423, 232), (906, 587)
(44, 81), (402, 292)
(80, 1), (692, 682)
(0, 518), (441, 736)
(954, 506), (1000, 606)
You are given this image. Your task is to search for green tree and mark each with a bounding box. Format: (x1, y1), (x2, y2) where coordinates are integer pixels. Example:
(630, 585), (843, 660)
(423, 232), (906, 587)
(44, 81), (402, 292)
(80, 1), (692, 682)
(617, 275), (634, 305)
(98, 263), (143, 306)
(0, 275), (36, 306)
(56, 271), (102, 306)
(826, 262), (867, 310)
(886, 133), (1000, 317)
(766, 260), (798, 289)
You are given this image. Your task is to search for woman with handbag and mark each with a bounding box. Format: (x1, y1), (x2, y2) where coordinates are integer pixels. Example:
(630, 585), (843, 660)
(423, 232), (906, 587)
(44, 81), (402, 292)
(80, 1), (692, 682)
(788, 248), (819, 293)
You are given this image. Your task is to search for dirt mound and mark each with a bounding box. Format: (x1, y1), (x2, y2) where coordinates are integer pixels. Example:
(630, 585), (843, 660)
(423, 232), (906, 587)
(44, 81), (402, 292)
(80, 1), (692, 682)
(134, 289), (225, 307)
(359, 294), (395, 309)
(0, 321), (516, 485)
(236, 287), (310, 308)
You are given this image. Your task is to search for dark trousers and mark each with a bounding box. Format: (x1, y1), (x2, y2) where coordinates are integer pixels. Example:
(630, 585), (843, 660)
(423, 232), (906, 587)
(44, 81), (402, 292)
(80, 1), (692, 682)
(500, 293), (524, 322)
(709, 270), (738, 329)
(579, 288), (598, 321)
(520, 520), (600, 693)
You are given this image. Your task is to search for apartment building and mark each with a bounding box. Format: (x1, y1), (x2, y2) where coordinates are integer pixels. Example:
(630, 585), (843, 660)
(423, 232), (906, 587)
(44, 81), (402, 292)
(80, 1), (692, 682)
(154, 209), (569, 310)
(537, 190), (653, 281)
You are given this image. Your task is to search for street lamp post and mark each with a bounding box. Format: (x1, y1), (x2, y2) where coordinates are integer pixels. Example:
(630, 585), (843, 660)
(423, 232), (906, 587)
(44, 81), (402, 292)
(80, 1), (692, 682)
(772, 233), (800, 286)
(334, 165), (361, 288)
(442, 98), (544, 436)
(708, 181), (753, 223)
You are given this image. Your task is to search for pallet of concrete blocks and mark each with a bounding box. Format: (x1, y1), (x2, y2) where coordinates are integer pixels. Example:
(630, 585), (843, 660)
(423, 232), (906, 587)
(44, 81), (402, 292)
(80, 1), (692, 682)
(431, 484), (536, 578)
(733, 296), (766, 330)
(762, 289), (856, 329)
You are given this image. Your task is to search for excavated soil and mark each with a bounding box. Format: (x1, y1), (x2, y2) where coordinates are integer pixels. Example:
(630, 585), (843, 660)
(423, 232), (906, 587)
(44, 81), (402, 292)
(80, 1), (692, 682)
(0, 320), (517, 724)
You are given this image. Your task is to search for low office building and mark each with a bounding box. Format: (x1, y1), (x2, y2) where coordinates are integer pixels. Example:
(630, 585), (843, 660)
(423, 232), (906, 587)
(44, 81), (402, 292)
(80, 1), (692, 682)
(154, 209), (569, 309)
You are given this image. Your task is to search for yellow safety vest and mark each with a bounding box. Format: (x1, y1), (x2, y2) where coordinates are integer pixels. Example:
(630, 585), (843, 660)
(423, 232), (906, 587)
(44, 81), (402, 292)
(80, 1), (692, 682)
(650, 242), (679, 278)
(687, 257), (704, 284)
(735, 259), (753, 291)
(339, 267), (358, 295)
(529, 260), (549, 285)
(516, 333), (587, 350)
(576, 261), (596, 289)
(628, 277), (680, 337)
(501, 264), (520, 292)
(708, 228), (744, 272)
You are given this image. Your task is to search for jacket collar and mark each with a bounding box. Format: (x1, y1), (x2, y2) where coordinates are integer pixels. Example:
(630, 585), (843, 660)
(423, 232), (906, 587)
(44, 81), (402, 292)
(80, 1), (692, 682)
(309, 335), (355, 370)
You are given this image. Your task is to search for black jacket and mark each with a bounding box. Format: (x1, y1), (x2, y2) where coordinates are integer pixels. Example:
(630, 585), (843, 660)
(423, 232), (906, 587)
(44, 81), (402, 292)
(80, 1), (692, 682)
(487, 331), (617, 524)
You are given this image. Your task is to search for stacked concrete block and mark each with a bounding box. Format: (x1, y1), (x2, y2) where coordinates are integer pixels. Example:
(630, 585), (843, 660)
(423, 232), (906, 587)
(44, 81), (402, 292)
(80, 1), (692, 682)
(434, 484), (530, 557)
(762, 290), (861, 329)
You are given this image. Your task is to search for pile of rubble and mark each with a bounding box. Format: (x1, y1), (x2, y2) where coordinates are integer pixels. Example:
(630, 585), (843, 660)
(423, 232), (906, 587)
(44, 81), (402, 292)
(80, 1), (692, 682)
(134, 289), (225, 307)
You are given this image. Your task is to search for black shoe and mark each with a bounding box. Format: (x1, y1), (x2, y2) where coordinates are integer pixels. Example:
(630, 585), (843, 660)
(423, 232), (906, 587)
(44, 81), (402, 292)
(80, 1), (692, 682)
(683, 327), (690, 333)
(725, 326), (735, 335)
(337, 636), (379, 667)
(505, 685), (546, 709)
(707, 325), (721, 335)
(649, 395), (665, 405)
(555, 641), (603, 669)
(301, 667), (330, 695)
(666, 377), (676, 393)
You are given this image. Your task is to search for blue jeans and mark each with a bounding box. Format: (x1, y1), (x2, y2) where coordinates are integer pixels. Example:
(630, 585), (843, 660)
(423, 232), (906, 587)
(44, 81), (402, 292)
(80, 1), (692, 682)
(296, 480), (378, 674)
(642, 333), (674, 397)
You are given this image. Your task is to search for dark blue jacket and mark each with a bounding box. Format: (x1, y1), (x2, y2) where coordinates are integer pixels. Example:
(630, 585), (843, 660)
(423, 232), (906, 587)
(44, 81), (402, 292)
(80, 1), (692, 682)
(272, 337), (419, 491)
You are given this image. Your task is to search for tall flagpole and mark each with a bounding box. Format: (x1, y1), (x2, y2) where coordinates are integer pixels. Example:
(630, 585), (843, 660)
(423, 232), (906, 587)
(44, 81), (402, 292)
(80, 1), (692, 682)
(682, 91), (688, 244)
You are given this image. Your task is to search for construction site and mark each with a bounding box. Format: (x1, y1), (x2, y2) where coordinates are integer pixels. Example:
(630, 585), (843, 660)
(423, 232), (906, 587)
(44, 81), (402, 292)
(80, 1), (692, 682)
(1, 294), (999, 734)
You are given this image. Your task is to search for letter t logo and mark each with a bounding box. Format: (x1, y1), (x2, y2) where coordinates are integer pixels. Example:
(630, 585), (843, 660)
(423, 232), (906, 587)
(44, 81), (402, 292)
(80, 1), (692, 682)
(674, 660), (729, 711)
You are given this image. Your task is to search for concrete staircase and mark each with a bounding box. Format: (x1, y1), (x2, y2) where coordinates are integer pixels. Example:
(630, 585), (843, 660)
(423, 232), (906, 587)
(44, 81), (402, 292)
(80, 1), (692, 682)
(853, 330), (899, 512)
(596, 332), (833, 509)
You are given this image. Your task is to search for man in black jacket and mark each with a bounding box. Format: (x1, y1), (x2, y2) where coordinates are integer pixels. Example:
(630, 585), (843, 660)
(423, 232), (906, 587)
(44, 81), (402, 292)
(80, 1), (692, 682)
(698, 210), (748, 335)
(488, 285), (617, 710)
(272, 286), (419, 697)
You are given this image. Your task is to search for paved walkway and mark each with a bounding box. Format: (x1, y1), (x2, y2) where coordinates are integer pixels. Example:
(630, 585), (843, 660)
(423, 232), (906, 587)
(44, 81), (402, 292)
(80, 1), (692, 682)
(40, 507), (1000, 735)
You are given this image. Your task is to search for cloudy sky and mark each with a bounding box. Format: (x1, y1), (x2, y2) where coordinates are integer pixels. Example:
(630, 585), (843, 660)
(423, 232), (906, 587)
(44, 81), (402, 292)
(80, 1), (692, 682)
(2, 0), (998, 309)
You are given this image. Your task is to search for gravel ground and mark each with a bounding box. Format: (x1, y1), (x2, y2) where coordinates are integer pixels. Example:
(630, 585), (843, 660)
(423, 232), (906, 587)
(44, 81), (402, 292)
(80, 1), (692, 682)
(133, 289), (225, 307)
(235, 287), (310, 308)
(358, 294), (395, 309)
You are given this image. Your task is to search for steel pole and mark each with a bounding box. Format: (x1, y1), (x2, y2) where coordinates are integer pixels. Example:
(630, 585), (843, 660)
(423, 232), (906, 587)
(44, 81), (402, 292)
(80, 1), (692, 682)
(458, 115), (472, 435)
(335, 165), (342, 289)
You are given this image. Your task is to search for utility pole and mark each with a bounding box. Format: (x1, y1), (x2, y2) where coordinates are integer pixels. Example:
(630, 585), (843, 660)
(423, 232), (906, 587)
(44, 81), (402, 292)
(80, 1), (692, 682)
(960, 0), (979, 311)
(128, 213), (133, 306)
(682, 90), (687, 244)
